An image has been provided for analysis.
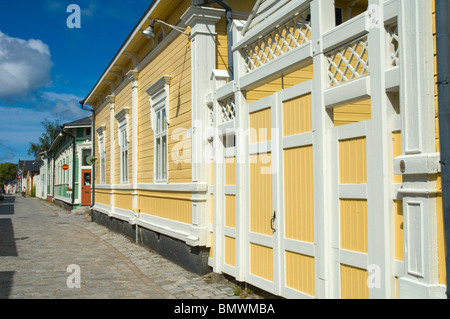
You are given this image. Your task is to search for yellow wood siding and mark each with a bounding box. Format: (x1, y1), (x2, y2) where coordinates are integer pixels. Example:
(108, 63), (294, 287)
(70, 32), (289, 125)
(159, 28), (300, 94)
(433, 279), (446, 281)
(95, 190), (110, 206)
(334, 98), (371, 127)
(247, 63), (314, 103)
(225, 195), (236, 228)
(114, 191), (133, 211)
(340, 264), (369, 299)
(137, 28), (192, 184)
(250, 108), (271, 144)
(250, 153), (272, 236)
(285, 251), (315, 296)
(335, 0), (368, 23)
(394, 200), (404, 261)
(225, 157), (236, 185)
(210, 233), (214, 258)
(94, 105), (110, 185)
(138, 190), (192, 224)
(283, 94), (312, 136)
(339, 137), (367, 184)
(225, 236), (236, 267)
(284, 145), (314, 243)
(114, 82), (133, 184)
(340, 199), (368, 253)
(250, 243), (273, 282)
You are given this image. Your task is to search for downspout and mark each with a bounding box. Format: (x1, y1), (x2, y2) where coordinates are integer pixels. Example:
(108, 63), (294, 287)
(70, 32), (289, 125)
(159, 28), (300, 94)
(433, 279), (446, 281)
(60, 128), (76, 206)
(436, 0), (450, 298)
(80, 99), (96, 209)
(51, 151), (55, 202)
(198, 0), (234, 80)
(216, 0), (234, 81)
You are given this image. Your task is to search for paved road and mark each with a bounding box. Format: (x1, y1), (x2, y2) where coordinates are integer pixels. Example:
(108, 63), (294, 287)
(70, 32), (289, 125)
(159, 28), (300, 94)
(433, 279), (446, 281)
(0, 194), (250, 299)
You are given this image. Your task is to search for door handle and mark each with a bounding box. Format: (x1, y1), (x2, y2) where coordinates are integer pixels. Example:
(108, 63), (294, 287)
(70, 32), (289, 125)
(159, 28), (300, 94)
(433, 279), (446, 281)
(271, 210), (276, 234)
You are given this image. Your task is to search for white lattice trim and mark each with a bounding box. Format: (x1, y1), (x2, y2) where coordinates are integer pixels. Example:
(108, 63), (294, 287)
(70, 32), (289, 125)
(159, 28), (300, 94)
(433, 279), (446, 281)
(326, 35), (370, 87)
(241, 9), (312, 73)
(386, 22), (399, 68)
(219, 95), (236, 123)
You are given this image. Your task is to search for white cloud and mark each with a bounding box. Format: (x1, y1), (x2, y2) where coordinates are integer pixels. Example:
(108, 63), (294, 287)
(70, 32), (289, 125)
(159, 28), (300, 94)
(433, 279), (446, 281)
(41, 91), (86, 120)
(0, 31), (53, 100)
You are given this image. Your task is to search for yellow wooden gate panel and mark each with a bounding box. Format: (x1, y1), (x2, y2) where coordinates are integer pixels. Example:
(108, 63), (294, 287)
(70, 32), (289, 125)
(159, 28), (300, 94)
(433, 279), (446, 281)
(225, 236), (236, 267)
(284, 145), (314, 242)
(340, 199), (368, 253)
(394, 200), (404, 261)
(339, 137), (367, 184)
(225, 195), (236, 228)
(393, 131), (403, 183)
(250, 153), (273, 236)
(283, 94), (312, 136)
(225, 157), (236, 185)
(341, 264), (369, 299)
(250, 243), (273, 282)
(285, 251), (315, 296)
(249, 108), (272, 144)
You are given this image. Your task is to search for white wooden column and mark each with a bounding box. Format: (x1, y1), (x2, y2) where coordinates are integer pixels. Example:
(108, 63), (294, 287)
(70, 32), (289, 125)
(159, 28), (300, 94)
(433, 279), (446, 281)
(127, 70), (139, 220)
(396, 0), (445, 298)
(233, 21), (249, 283)
(310, 0), (337, 299)
(182, 6), (224, 246)
(366, 0), (393, 299)
(211, 69), (229, 274)
(109, 95), (115, 215)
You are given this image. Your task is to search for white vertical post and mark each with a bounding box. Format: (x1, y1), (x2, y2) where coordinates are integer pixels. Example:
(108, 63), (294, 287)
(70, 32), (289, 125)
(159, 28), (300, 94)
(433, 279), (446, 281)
(211, 70), (229, 274)
(310, 0), (336, 299)
(183, 6), (224, 246)
(366, 0), (393, 299)
(233, 21), (249, 283)
(109, 95), (115, 214)
(127, 70), (139, 218)
(397, 0), (445, 299)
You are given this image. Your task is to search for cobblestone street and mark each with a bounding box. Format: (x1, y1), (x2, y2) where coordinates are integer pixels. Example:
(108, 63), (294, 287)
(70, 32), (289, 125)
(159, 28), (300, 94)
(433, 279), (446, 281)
(0, 194), (254, 299)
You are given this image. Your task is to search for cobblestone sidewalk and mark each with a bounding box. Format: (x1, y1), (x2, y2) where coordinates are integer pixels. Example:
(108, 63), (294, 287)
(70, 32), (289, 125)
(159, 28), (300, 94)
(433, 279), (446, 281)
(38, 198), (267, 299)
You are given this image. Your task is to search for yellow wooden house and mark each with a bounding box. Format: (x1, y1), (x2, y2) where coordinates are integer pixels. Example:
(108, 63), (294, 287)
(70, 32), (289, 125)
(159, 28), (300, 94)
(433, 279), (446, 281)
(81, 0), (448, 299)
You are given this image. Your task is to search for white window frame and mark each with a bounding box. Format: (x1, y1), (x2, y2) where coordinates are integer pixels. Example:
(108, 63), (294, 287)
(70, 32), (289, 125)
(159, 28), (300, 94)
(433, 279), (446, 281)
(115, 108), (130, 185)
(147, 76), (171, 184)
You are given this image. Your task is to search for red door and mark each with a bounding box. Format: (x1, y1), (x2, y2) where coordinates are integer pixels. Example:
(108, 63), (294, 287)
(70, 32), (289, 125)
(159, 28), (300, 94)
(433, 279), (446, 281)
(81, 170), (92, 206)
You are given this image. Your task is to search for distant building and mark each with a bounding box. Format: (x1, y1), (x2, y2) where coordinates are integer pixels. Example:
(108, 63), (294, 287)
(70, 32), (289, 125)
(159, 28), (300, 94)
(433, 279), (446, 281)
(16, 159), (41, 196)
(44, 117), (92, 210)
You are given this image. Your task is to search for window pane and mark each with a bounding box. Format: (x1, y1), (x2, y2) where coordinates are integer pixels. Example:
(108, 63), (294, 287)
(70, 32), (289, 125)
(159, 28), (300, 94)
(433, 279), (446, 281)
(162, 135), (167, 179)
(162, 108), (167, 131)
(156, 111), (161, 134)
(82, 149), (91, 166)
(156, 137), (161, 180)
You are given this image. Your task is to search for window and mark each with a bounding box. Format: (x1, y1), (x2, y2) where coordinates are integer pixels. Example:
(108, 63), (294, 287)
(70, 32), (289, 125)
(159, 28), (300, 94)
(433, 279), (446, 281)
(115, 108), (130, 184)
(119, 127), (129, 184)
(99, 136), (106, 184)
(147, 76), (171, 183)
(97, 126), (106, 184)
(81, 149), (92, 166)
(155, 106), (168, 182)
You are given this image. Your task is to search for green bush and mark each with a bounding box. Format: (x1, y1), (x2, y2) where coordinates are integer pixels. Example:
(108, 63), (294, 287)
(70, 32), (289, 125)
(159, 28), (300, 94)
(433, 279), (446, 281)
(30, 186), (36, 197)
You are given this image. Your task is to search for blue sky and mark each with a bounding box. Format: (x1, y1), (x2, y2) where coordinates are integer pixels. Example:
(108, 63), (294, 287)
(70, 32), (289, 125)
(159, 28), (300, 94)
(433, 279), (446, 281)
(0, 0), (153, 164)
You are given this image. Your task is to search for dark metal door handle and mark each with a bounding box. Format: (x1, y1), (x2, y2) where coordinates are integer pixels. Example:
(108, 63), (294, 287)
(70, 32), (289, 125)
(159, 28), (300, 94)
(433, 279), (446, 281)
(271, 210), (276, 234)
